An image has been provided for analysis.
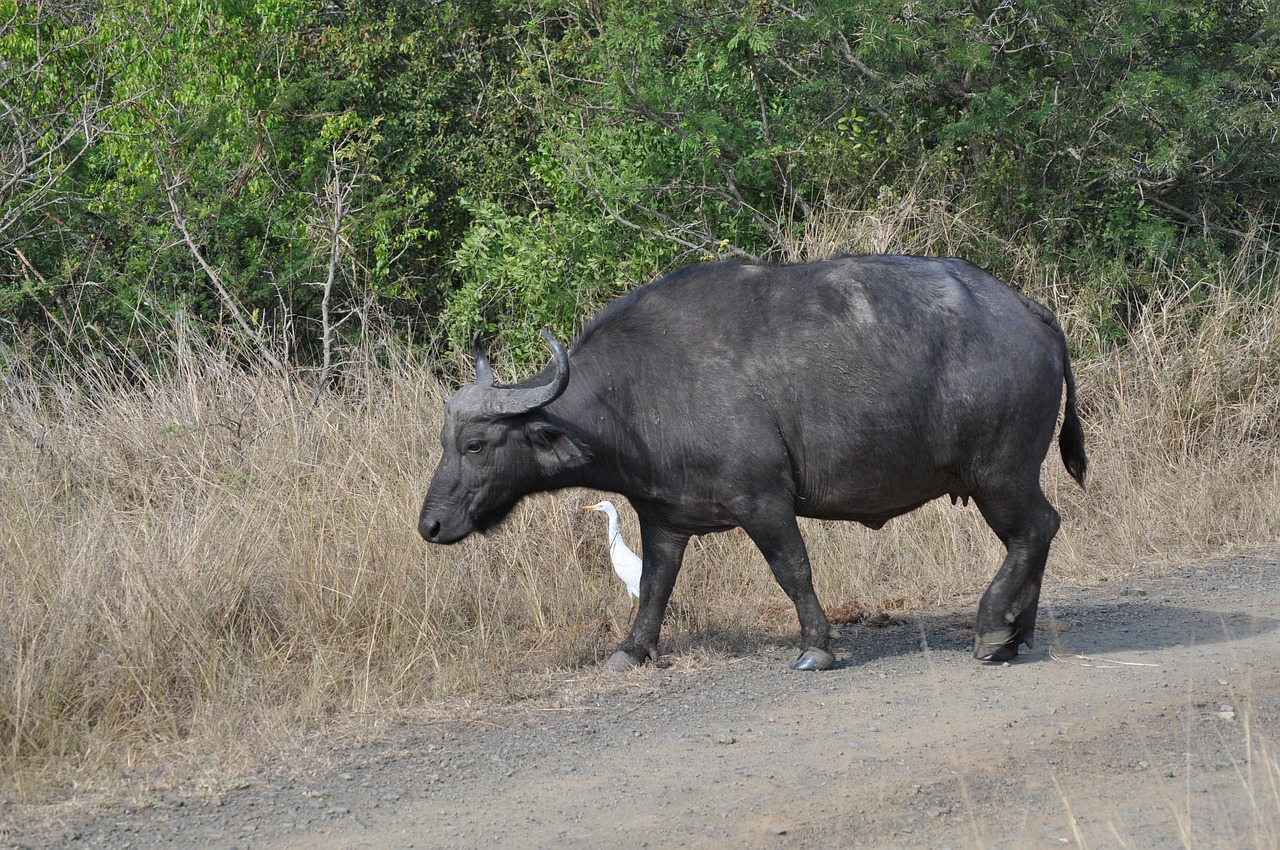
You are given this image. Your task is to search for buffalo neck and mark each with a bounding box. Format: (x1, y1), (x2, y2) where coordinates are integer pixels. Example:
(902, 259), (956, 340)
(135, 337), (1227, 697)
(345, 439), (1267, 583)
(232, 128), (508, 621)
(536, 354), (654, 497)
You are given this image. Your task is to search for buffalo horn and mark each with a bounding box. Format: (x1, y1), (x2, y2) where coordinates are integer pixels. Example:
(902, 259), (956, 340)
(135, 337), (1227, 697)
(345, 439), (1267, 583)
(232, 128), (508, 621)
(477, 330), (570, 417)
(472, 333), (494, 387)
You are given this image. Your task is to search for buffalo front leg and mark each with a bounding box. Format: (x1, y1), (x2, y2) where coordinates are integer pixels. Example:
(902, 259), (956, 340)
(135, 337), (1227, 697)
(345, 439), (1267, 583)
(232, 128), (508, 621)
(604, 522), (689, 671)
(733, 503), (834, 671)
(973, 488), (1061, 662)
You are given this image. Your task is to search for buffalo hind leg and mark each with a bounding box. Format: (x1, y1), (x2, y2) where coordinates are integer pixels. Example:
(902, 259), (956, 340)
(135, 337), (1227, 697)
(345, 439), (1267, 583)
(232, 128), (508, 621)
(605, 522), (689, 671)
(973, 486), (1061, 662)
(733, 502), (834, 671)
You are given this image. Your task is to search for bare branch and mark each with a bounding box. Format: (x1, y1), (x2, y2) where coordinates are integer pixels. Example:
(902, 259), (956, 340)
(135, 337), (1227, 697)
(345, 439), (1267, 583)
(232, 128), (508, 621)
(573, 154), (758, 260)
(309, 141), (359, 406)
(829, 30), (882, 81)
(152, 139), (284, 372)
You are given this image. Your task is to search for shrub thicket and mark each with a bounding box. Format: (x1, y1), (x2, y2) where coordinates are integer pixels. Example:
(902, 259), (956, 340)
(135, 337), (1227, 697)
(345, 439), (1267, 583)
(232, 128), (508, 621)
(3, 0), (1277, 359)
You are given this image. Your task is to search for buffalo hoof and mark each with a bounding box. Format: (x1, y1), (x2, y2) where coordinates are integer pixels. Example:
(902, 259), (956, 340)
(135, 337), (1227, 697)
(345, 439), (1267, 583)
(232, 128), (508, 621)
(790, 647), (836, 671)
(974, 637), (1020, 663)
(604, 650), (644, 672)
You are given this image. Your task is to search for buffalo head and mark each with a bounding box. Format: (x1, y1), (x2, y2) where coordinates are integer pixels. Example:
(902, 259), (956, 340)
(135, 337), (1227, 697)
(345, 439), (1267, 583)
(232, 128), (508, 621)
(418, 331), (589, 543)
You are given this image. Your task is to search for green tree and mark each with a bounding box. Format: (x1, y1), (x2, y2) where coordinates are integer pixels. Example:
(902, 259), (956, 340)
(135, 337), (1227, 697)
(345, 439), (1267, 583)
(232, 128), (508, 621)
(4, 0), (1277, 363)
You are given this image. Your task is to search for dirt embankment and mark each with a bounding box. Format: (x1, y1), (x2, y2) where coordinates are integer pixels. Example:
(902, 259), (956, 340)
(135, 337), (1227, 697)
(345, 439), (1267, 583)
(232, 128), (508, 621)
(6, 554), (1279, 850)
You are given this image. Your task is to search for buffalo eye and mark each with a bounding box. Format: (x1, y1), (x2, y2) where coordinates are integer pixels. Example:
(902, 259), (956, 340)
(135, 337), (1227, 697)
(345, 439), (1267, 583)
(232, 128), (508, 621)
(464, 440), (485, 454)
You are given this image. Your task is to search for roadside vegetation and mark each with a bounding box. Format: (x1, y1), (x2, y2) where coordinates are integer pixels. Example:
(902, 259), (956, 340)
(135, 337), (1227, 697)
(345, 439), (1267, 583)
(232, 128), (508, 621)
(2, 0), (1278, 798)
(4, 218), (1277, 798)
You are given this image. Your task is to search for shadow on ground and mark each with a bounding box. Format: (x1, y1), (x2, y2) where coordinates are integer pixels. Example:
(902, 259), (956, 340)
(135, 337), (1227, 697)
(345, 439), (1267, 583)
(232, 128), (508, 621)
(827, 596), (1279, 670)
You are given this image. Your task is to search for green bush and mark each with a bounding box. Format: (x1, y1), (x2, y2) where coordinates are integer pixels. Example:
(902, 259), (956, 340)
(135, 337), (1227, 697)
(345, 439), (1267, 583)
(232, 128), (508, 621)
(3, 0), (1276, 365)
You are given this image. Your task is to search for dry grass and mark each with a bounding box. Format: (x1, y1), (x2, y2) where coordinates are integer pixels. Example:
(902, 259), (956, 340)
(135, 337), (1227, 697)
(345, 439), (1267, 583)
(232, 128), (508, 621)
(2, 241), (1279, 799)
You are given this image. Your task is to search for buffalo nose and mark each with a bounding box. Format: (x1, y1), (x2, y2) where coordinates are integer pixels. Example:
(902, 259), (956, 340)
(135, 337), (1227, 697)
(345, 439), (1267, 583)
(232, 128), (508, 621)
(420, 517), (441, 542)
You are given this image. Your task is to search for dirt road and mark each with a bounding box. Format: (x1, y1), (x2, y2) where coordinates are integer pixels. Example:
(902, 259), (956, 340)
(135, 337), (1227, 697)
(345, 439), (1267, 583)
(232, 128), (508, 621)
(7, 553), (1279, 849)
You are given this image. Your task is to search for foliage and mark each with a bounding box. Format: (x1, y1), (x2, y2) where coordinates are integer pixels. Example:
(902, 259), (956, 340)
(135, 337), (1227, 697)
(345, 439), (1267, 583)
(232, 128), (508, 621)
(1, 0), (529, 359)
(1, 0), (1278, 363)
(446, 191), (676, 361)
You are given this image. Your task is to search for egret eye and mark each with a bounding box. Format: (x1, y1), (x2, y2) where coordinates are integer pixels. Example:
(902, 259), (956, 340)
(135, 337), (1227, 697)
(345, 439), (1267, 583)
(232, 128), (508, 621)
(464, 440), (485, 454)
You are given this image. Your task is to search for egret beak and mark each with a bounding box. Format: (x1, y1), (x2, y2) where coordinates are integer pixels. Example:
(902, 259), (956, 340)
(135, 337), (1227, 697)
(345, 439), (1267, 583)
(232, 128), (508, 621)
(581, 503), (602, 512)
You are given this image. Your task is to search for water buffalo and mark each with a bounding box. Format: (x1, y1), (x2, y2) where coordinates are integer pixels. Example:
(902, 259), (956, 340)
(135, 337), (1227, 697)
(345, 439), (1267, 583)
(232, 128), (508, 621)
(419, 255), (1086, 671)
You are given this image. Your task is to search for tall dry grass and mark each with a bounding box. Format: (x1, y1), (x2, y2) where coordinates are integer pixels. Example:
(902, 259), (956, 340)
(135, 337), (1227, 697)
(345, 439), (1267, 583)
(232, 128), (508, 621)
(2, 238), (1279, 798)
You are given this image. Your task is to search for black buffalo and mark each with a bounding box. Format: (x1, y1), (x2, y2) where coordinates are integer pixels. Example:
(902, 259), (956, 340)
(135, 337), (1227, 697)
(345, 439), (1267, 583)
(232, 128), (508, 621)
(419, 255), (1086, 671)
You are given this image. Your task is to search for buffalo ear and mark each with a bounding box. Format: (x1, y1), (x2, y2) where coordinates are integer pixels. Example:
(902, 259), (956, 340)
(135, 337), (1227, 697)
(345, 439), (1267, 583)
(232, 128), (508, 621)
(526, 422), (591, 475)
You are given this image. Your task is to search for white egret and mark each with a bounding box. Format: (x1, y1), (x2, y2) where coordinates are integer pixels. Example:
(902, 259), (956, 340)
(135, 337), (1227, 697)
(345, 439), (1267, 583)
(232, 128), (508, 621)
(582, 501), (642, 598)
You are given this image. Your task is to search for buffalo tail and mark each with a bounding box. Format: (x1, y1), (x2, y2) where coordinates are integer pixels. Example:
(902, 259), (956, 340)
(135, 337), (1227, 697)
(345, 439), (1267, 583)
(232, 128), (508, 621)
(1059, 356), (1087, 488)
